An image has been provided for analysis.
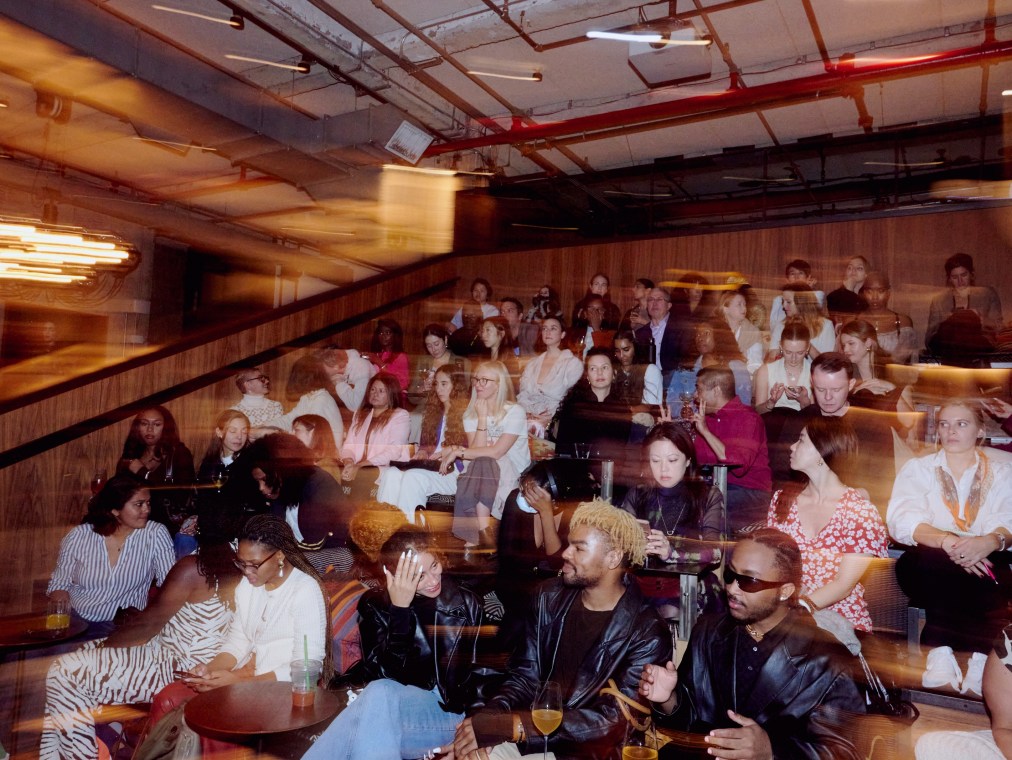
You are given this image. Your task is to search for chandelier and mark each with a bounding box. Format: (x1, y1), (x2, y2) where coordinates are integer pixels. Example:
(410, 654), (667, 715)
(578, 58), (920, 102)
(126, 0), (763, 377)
(0, 218), (138, 285)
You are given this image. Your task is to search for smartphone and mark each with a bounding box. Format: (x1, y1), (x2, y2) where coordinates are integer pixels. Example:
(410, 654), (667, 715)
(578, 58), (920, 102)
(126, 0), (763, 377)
(173, 670), (198, 680)
(636, 519), (651, 539)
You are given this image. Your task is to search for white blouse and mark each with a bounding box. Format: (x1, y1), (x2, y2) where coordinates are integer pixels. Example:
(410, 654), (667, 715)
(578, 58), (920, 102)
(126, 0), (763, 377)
(517, 350), (584, 419)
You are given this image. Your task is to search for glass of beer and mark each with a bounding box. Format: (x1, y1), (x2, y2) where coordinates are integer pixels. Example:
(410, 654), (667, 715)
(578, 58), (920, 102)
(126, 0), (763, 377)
(531, 680), (562, 760)
(623, 721), (659, 760)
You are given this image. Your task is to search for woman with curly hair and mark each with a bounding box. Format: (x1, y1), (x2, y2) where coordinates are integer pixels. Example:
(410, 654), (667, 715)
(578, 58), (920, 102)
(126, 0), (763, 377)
(377, 366), (469, 522)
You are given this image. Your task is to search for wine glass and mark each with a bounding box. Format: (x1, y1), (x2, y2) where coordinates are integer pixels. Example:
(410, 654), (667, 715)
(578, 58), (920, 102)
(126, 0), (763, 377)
(531, 680), (562, 760)
(623, 720), (659, 760)
(90, 468), (107, 496)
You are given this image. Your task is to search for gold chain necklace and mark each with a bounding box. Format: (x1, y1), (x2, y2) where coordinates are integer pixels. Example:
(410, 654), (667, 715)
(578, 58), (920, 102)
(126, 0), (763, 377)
(745, 624), (764, 642)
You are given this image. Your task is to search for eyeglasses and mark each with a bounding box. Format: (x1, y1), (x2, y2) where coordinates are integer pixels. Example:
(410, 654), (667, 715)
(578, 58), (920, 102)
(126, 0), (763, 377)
(233, 550), (278, 572)
(722, 566), (786, 593)
(243, 375), (268, 384)
(472, 377), (499, 387)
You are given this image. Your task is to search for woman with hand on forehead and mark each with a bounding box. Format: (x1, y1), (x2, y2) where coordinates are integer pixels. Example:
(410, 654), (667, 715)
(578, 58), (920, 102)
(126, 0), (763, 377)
(303, 526), (490, 760)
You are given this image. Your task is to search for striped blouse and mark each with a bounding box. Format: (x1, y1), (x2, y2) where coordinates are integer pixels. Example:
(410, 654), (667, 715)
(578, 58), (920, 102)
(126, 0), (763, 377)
(47, 522), (175, 622)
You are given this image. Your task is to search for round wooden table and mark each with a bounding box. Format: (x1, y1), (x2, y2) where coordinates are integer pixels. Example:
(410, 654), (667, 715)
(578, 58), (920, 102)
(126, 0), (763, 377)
(184, 681), (345, 743)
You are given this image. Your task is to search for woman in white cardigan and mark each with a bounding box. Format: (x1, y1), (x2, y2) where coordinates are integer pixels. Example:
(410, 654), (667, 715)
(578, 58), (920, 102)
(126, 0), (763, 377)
(258, 355), (344, 451)
(516, 317), (583, 437)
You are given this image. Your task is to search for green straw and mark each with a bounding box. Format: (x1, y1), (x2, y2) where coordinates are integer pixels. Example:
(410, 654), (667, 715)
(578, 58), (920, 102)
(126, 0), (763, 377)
(303, 635), (310, 690)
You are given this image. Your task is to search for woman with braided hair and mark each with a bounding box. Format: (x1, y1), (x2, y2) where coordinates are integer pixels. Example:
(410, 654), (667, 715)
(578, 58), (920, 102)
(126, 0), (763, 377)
(183, 514), (331, 690)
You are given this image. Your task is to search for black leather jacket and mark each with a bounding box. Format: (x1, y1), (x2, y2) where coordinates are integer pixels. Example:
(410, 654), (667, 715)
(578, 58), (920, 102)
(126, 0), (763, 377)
(661, 609), (865, 760)
(481, 576), (672, 760)
(340, 577), (494, 714)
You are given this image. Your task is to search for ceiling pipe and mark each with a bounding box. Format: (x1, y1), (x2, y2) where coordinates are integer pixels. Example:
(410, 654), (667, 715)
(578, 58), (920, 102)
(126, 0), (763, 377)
(425, 40), (1012, 157)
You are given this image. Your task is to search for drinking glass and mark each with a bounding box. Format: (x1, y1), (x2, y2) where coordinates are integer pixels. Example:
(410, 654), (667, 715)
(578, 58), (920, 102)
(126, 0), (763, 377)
(90, 468), (108, 496)
(622, 720), (658, 760)
(531, 680), (562, 760)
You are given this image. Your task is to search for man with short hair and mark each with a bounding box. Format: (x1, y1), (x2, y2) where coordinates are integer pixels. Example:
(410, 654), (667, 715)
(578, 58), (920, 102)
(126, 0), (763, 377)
(641, 528), (864, 760)
(230, 366), (284, 427)
(452, 500), (671, 760)
(318, 344), (376, 412)
(634, 286), (691, 386)
(693, 367), (772, 533)
(499, 296), (538, 357)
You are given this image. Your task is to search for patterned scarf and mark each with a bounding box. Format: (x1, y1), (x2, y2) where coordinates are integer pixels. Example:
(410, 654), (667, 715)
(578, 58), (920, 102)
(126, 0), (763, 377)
(935, 451), (992, 532)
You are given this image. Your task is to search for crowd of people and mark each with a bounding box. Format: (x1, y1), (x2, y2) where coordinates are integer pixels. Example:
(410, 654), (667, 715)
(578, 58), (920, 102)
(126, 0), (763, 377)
(30, 252), (1012, 759)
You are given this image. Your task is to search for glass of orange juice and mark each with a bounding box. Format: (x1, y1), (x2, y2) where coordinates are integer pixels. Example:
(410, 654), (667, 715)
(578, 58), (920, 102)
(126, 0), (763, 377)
(46, 598), (71, 631)
(531, 680), (562, 760)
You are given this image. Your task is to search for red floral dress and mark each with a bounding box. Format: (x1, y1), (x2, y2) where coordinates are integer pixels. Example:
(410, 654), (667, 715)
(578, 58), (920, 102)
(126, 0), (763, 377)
(767, 488), (888, 631)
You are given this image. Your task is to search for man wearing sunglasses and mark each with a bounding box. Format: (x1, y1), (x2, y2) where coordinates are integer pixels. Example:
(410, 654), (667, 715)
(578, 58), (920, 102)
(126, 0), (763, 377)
(640, 528), (864, 760)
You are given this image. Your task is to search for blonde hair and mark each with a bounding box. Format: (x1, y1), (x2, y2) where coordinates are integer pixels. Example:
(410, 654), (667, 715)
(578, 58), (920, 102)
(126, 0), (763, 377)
(570, 499), (647, 567)
(464, 360), (516, 425)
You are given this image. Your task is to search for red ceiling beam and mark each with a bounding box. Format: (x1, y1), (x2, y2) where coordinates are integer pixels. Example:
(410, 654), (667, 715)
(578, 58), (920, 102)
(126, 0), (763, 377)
(424, 40), (1012, 157)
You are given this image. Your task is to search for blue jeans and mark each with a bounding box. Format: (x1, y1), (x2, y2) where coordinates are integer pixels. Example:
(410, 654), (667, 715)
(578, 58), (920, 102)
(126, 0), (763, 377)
(302, 680), (462, 760)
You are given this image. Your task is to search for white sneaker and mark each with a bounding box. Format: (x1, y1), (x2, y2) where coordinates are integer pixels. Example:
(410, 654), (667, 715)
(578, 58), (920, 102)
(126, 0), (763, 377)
(922, 645), (962, 690)
(960, 652), (987, 696)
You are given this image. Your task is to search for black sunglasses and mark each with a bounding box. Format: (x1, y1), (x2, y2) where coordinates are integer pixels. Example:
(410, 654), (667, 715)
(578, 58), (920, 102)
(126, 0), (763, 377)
(723, 566), (786, 593)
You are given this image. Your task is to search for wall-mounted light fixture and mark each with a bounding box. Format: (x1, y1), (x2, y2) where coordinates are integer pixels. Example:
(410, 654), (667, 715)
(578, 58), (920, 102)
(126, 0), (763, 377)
(0, 219), (138, 285)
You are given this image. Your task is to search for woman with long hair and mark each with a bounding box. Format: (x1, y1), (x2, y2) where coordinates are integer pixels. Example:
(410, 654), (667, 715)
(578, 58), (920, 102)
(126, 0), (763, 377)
(571, 272), (621, 330)
(612, 330), (663, 407)
(406, 323), (470, 407)
(339, 373), (411, 503)
(771, 283), (836, 358)
(620, 277), (655, 331)
(259, 354), (344, 450)
(716, 289), (763, 375)
(41, 520), (241, 759)
(517, 316), (583, 436)
(47, 475), (175, 639)
(117, 405), (195, 531)
(768, 415), (887, 632)
(442, 360), (531, 557)
(368, 318), (410, 392)
(450, 277), (500, 329)
(753, 321), (813, 412)
(839, 319), (915, 425)
(859, 272), (917, 364)
(553, 348), (634, 460)
(888, 399), (1012, 688)
(292, 414), (339, 466)
(684, 319), (751, 405)
(479, 316), (520, 389)
(304, 526), (491, 759)
(376, 366), (470, 522)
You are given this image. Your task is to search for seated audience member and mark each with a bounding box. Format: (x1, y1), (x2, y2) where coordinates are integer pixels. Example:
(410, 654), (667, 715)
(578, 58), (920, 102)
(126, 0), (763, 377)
(524, 283), (564, 324)
(116, 405), (195, 532)
(619, 277), (654, 331)
(639, 528), (864, 760)
(367, 318), (410, 393)
(770, 283), (836, 358)
(622, 422), (724, 619)
(517, 317), (583, 436)
(230, 366), (284, 427)
(915, 622), (1012, 758)
(692, 367), (773, 533)
(444, 360), (531, 558)
(260, 354), (344, 450)
(571, 272), (622, 331)
(41, 524), (240, 760)
(717, 289), (763, 375)
(684, 319), (752, 407)
(182, 515), (329, 691)
(339, 372), (411, 503)
(247, 433), (355, 574)
(303, 527), (493, 760)
(451, 277), (500, 330)
(753, 321), (812, 413)
(498, 297), (539, 357)
(612, 330), (663, 408)
(292, 414), (340, 471)
(376, 366), (469, 522)
(452, 501), (672, 760)
(48, 475), (174, 638)
(769, 259), (824, 331)
(480, 316), (520, 388)
(887, 399), (1012, 693)
(635, 286), (693, 387)
(448, 299), (486, 358)
(406, 323), (469, 408)
(926, 252), (1003, 354)
(572, 295), (615, 358)
(771, 353), (896, 512)
(679, 271), (716, 323)
(318, 344), (377, 414)
(839, 319), (914, 426)
(859, 272), (917, 364)
(826, 255), (869, 325)
(553, 348), (634, 462)
(768, 416), (887, 632)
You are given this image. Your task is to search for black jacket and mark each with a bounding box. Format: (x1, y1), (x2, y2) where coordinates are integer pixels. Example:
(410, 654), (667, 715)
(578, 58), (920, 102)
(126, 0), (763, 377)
(344, 577), (495, 714)
(634, 310), (692, 378)
(481, 576), (672, 760)
(661, 609), (864, 760)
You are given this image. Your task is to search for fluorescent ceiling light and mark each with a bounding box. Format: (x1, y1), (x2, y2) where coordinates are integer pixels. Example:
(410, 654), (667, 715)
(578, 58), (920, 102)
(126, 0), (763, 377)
(603, 190), (674, 198)
(224, 54), (310, 72)
(864, 160), (943, 167)
(723, 175), (795, 183)
(133, 136), (217, 152)
(152, 5), (242, 27)
(280, 227), (355, 236)
(382, 164), (456, 176)
(1003, 89), (1012, 96)
(587, 30), (663, 43)
(467, 70), (543, 82)
(655, 37), (711, 46)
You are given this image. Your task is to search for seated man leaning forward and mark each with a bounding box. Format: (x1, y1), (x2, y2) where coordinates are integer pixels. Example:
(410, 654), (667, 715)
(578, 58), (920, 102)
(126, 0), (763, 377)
(640, 528), (864, 760)
(452, 500), (672, 760)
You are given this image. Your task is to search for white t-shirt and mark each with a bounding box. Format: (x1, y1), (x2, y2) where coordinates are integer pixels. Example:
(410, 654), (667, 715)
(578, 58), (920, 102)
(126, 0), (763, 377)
(463, 403), (530, 475)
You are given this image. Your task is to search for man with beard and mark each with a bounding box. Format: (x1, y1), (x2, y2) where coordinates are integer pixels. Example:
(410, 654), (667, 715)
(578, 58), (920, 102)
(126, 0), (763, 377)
(640, 528), (864, 760)
(451, 500), (671, 760)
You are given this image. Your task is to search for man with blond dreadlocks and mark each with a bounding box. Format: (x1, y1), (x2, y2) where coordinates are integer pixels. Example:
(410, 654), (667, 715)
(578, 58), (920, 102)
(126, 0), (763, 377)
(452, 500), (671, 760)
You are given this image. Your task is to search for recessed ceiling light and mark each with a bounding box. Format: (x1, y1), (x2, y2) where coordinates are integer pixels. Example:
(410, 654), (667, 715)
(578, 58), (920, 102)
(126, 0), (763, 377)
(224, 54), (311, 73)
(151, 4), (243, 27)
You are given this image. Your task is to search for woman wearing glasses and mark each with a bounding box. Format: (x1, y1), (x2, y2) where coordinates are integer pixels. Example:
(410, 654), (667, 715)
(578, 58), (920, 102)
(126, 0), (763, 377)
(442, 361), (531, 559)
(183, 515), (330, 691)
(767, 416), (887, 633)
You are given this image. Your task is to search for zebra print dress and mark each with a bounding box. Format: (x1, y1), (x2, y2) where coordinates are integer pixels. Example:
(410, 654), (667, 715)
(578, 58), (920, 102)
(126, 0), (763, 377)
(40, 595), (232, 760)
